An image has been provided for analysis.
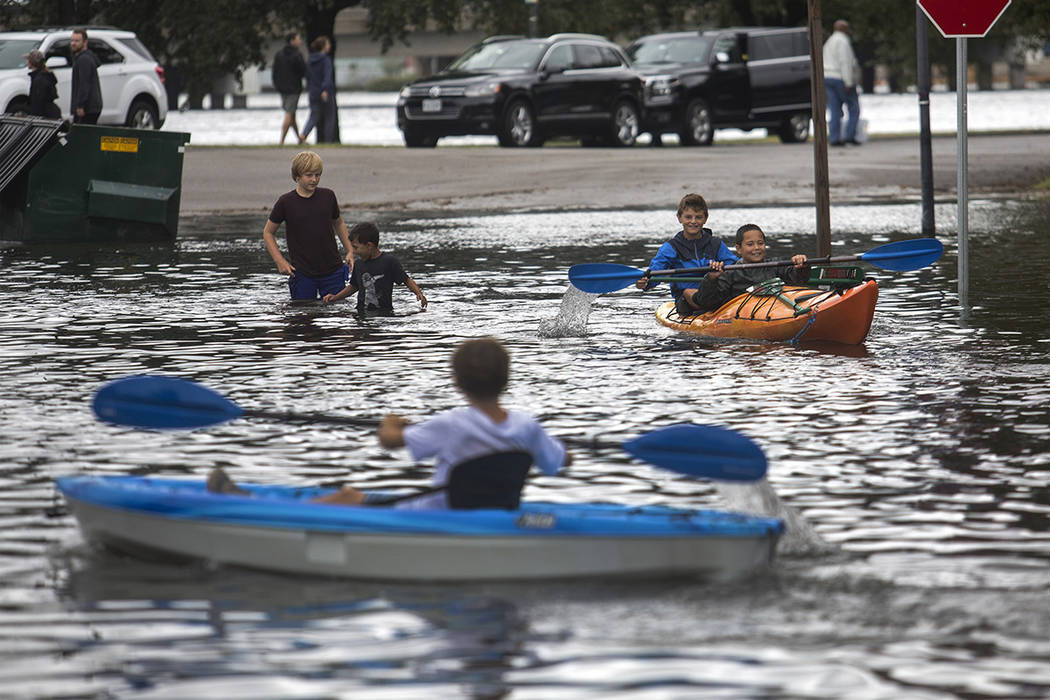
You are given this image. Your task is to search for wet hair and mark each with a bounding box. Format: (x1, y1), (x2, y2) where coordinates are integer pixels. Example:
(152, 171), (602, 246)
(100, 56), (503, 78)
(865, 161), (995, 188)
(349, 221), (379, 246)
(452, 337), (510, 400)
(291, 151), (323, 180)
(677, 193), (708, 217)
(735, 223), (765, 245)
(310, 36), (329, 53)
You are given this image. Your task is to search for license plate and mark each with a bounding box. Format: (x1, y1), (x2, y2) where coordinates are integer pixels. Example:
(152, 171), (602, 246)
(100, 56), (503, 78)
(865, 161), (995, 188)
(422, 98), (442, 113)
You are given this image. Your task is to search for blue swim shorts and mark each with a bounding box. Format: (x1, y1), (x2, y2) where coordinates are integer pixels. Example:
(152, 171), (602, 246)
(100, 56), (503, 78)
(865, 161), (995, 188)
(288, 265), (349, 300)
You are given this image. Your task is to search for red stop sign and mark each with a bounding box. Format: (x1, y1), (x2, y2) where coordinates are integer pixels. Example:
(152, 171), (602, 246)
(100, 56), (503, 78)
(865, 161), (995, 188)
(918, 0), (1011, 37)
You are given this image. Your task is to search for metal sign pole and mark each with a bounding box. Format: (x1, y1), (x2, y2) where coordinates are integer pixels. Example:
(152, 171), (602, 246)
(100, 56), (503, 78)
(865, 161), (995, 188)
(956, 37), (968, 309)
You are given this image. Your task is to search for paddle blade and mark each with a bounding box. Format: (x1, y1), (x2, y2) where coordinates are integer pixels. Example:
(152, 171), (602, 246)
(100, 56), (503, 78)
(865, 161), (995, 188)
(93, 375), (245, 429)
(622, 423), (767, 482)
(568, 263), (646, 294)
(861, 238), (943, 272)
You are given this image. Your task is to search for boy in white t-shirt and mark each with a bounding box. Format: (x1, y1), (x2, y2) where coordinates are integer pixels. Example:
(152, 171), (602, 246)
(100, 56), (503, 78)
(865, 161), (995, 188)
(209, 338), (571, 508)
(318, 336), (571, 508)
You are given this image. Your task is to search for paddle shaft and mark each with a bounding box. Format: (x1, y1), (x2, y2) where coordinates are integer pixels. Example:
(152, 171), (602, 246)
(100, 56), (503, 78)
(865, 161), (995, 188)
(245, 408), (637, 454)
(650, 255), (845, 278)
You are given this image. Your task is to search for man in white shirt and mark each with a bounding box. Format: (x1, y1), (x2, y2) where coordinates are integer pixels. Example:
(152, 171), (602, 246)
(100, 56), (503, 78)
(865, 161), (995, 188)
(823, 19), (861, 146)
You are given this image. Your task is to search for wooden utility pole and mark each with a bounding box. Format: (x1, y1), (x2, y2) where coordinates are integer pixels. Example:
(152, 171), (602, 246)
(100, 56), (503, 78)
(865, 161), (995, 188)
(807, 0), (831, 257)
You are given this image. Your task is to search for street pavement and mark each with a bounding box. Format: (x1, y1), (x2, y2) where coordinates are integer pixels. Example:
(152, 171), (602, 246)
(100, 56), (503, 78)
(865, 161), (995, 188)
(179, 133), (1050, 216)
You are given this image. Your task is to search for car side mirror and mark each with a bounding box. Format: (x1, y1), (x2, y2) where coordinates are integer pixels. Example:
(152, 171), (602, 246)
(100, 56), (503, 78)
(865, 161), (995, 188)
(46, 56), (69, 69)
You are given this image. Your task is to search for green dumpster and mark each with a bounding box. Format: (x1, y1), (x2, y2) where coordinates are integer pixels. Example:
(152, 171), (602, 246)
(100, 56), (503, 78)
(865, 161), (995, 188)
(0, 115), (191, 243)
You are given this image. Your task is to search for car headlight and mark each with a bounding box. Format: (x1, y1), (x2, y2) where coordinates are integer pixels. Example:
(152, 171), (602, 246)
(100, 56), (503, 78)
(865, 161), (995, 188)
(645, 76), (679, 98)
(465, 81), (501, 98)
(399, 86), (413, 98)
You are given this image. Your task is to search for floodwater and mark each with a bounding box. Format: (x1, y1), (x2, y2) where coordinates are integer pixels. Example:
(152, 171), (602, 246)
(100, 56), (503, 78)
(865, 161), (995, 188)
(2, 198), (1049, 698)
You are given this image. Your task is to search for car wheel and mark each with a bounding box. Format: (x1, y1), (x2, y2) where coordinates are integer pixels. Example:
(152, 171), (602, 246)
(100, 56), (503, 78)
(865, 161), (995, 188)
(608, 100), (639, 147)
(403, 127), (438, 148)
(500, 99), (541, 147)
(778, 112), (811, 143)
(125, 99), (160, 129)
(5, 98), (29, 115)
(679, 99), (713, 146)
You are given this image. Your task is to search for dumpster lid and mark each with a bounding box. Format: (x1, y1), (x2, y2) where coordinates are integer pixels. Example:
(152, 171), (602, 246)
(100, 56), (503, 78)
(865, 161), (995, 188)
(0, 115), (69, 193)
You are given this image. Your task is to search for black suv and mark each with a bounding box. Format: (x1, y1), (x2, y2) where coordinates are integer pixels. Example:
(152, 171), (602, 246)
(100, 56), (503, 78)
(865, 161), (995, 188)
(396, 33), (644, 148)
(626, 27), (812, 146)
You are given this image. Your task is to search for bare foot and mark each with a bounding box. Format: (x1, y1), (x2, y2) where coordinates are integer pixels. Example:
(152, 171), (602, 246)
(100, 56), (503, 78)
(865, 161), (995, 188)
(312, 485), (366, 505)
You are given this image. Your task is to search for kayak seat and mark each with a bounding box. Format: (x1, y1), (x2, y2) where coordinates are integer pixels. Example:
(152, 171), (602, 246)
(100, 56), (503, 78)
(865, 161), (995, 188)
(447, 451), (533, 510)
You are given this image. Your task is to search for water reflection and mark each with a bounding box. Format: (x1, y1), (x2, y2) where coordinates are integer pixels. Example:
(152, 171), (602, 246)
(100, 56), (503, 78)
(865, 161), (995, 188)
(2, 199), (1050, 697)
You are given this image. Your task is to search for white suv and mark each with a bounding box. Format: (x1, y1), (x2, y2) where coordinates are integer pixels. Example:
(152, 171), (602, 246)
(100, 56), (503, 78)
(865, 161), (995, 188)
(0, 26), (167, 128)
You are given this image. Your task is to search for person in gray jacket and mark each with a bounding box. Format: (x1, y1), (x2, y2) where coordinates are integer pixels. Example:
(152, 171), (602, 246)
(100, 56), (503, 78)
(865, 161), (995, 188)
(823, 19), (861, 146)
(69, 27), (102, 124)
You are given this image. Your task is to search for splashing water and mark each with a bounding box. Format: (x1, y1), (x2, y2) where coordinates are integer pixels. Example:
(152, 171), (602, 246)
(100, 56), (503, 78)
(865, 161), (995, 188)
(538, 285), (600, 337)
(715, 480), (831, 556)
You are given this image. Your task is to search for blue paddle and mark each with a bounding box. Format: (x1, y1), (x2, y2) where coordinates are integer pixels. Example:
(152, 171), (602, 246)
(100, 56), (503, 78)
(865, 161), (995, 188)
(569, 237), (944, 294)
(92, 375), (767, 482)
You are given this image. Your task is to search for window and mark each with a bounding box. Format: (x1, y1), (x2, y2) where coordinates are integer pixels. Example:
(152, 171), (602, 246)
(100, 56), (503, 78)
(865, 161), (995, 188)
(543, 44), (573, 72)
(0, 39), (39, 69)
(597, 46), (624, 68)
(116, 37), (157, 62)
(88, 39), (125, 65)
(574, 44), (603, 69)
(712, 35), (742, 63)
(43, 38), (72, 66)
(750, 33), (795, 61)
(448, 40), (546, 71)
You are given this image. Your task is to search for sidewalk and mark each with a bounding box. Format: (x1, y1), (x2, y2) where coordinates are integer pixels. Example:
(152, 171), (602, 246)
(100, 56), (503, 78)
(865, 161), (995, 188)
(180, 132), (1050, 215)
(165, 89), (1050, 147)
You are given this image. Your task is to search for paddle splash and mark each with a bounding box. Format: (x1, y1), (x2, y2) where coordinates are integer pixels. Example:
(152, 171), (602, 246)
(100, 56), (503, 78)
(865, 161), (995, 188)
(538, 284), (600, 337)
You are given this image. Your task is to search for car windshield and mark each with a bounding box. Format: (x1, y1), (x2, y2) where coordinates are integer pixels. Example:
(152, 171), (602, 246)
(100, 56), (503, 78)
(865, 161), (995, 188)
(446, 40), (546, 72)
(0, 39), (41, 69)
(628, 36), (712, 65)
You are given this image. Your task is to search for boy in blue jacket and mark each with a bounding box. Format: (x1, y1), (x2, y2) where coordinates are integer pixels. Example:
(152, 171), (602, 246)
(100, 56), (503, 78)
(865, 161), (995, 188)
(635, 193), (738, 314)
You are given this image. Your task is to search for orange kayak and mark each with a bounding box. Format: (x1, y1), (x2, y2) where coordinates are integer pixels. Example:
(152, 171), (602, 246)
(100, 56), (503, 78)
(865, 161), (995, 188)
(655, 279), (878, 344)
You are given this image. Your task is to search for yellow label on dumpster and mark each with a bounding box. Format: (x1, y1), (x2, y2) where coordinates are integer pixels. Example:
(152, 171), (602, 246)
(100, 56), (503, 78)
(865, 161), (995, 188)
(100, 136), (139, 153)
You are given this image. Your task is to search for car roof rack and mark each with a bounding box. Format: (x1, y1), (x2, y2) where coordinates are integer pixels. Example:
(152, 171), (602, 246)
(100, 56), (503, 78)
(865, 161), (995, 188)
(482, 35), (526, 44)
(12, 25), (119, 32)
(546, 33), (609, 41)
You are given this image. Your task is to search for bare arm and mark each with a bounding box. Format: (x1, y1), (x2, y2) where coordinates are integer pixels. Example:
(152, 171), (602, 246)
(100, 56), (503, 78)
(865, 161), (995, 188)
(378, 414), (408, 448)
(262, 219), (294, 275)
(333, 217), (353, 268)
(322, 283), (357, 304)
(405, 277), (427, 309)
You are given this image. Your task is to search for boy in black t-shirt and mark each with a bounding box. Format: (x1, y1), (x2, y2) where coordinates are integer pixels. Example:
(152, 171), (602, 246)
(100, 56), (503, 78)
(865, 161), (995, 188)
(263, 151), (354, 300)
(323, 222), (427, 314)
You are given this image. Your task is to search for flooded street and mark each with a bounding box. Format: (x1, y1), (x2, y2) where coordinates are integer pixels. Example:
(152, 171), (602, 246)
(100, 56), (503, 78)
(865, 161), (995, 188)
(2, 197), (1050, 698)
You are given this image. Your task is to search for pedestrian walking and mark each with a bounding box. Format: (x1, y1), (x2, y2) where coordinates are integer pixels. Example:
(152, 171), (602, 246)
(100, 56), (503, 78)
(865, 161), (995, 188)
(823, 19), (861, 146)
(272, 31), (306, 144)
(300, 36), (336, 144)
(25, 49), (60, 118)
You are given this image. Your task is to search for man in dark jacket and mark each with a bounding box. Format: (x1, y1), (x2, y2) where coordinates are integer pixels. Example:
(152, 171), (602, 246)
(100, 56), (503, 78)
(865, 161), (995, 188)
(300, 36), (337, 144)
(272, 31), (306, 144)
(70, 27), (102, 124)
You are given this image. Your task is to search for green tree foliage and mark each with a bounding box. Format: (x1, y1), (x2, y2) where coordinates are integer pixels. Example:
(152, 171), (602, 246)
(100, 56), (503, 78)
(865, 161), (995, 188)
(4, 0), (1047, 97)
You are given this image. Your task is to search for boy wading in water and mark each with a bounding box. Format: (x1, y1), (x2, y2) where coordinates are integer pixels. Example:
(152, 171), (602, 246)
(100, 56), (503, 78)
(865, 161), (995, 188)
(263, 151), (354, 301)
(322, 222), (427, 314)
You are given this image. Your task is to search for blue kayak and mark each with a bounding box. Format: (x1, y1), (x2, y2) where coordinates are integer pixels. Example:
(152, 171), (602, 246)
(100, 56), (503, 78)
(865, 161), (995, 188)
(57, 475), (784, 582)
